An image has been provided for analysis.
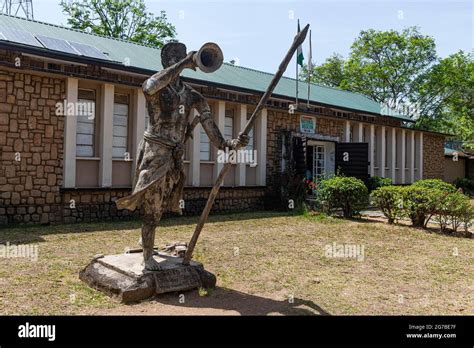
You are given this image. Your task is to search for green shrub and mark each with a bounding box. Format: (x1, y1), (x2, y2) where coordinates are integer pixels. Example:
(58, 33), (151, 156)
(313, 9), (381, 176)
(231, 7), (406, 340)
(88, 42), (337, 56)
(460, 205), (474, 233)
(371, 186), (404, 224)
(318, 176), (369, 218)
(435, 192), (472, 233)
(453, 177), (474, 193)
(401, 186), (447, 227)
(367, 176), (392, 192)
(412, 179), (456, 193)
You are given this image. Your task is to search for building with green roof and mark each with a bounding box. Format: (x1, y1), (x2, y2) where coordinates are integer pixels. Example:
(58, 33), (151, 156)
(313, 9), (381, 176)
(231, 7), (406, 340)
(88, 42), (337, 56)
(0, 14), (448, 225)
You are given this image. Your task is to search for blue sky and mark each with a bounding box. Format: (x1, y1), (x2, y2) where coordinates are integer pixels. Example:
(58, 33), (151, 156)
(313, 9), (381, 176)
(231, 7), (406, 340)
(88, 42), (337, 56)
(32, 0), (473, 78)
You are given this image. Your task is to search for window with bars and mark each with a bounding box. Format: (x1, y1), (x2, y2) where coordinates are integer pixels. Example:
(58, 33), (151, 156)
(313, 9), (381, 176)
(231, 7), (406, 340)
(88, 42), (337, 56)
(349, 125), (354, 142)
(76, 89), (96, 157)
(200, 105), (211, 161)
(113, 94), (129, 159)
(200, 128), (211, 161)
(224, 109), (234, 139)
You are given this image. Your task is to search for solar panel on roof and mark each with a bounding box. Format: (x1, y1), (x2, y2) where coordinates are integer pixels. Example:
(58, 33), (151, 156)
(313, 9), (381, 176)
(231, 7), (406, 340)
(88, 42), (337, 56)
(0, 27), (42, 47)
(35, 35), (79, 55)
(68, 41), (109, 60)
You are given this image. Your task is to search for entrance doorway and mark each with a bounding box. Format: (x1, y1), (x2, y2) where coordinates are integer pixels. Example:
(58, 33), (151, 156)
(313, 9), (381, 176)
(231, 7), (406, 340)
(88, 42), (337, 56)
(306, 140), (336, 181)
(313, 144), (326, 179)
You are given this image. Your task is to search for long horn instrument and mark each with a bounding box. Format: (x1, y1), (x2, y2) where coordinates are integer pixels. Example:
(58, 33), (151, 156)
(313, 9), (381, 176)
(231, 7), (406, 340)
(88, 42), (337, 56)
(194, 42), (223, 73)
(183, 24), (310, 265)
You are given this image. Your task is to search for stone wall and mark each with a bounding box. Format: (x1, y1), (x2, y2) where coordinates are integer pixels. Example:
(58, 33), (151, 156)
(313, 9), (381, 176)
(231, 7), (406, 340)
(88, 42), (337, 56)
(27, 186), (265, 224)
(0, 69), (65, 224)
(266, 110), (344, 185)
(423, 133), (445, 180)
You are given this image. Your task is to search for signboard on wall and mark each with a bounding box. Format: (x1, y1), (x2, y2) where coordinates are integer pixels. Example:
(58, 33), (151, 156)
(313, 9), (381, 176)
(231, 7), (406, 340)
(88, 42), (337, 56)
(300, 115), (316, 134)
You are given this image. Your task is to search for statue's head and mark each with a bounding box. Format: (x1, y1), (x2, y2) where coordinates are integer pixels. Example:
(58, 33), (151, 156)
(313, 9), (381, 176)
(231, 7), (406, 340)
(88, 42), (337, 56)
(161, 42), (187, 68)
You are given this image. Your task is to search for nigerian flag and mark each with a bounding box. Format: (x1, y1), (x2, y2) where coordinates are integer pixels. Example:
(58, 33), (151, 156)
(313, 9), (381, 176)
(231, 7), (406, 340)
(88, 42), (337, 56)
(297, 19), (304, 66)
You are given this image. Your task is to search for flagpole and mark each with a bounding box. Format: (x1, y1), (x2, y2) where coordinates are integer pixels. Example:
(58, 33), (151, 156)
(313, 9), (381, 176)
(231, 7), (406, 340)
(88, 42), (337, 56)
(296, 54), (299, 109)
(295, 21), (299, 109)
(307, 29), (312, 108)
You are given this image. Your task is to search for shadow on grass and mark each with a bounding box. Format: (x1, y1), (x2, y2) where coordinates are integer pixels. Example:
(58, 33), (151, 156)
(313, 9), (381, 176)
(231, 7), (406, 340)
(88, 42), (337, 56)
(0, 210), (298, 244)
(144, 287), (330, 316)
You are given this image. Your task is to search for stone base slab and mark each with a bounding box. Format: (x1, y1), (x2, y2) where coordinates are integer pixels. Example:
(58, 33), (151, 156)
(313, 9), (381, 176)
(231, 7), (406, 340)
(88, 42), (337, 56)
(79, 251), (216, 303)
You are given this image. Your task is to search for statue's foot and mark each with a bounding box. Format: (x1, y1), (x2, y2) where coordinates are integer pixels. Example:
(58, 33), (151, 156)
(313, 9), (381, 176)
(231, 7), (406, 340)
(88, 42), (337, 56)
(143, 256), (162, 271)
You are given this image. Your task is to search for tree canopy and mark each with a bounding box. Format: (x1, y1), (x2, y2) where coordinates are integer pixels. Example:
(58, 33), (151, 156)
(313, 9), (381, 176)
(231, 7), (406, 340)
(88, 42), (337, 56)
(302, 27), (473, 143)
(60, 0), (176, 48)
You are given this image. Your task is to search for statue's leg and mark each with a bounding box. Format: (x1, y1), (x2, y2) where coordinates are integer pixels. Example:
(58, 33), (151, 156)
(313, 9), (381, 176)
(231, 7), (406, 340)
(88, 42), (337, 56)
(141, 214), (162, 271)
(141, 185), (165, 271)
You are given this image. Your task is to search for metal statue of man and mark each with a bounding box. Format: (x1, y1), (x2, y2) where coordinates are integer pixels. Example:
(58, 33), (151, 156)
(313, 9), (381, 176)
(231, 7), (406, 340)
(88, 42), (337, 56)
(116, 42), (248, 271)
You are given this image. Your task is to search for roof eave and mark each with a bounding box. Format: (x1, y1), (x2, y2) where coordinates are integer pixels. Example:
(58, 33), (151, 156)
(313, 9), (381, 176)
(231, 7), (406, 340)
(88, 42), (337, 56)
(0, 41), (419, 123)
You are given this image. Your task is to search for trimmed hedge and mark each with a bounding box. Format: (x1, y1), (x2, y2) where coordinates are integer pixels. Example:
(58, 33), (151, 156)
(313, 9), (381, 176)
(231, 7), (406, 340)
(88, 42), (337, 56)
(401, 186), (447, 227)
(370, 186), (404, 224)
(434, 191), (473, 232)
(412, 179), (456, 193)
(318, 176), (369, 218)
(369, 180), (473, 233)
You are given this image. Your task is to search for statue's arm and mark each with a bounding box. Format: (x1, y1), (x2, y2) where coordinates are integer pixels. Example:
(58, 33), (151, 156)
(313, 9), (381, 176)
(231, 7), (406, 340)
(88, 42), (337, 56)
(142, 52), (196, 96)
(191, 91), (229, 150)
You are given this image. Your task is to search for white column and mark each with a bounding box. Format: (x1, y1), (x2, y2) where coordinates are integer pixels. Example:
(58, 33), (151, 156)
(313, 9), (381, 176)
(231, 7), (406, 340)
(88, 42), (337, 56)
(214, 101), (226, 181)
(401, 129), (406, 184)
(132, 89), (146, 176)
(357, 123), (364, 142)
(390, 128), (396, 182)
(369, 124), (375, 176)
(409, 130), (415, 183)
(380, 126), (386, 177)
(345, 120), (351, 142)
(256, 108), (268, 186)
(191, 109), (201, 186)
(63, 77), (78, 188)
(235, 104), (247, 186)
(99, 83), (114, 187)
(418, 132), (424, 179)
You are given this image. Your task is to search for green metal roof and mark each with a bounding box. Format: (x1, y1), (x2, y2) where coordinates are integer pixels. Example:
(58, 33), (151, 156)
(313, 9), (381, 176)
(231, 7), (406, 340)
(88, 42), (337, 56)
(0, 14), (411, 120)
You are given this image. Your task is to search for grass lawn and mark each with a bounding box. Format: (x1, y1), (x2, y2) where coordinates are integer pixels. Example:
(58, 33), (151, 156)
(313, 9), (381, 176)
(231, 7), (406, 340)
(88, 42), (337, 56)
(0, 211), (472, 315)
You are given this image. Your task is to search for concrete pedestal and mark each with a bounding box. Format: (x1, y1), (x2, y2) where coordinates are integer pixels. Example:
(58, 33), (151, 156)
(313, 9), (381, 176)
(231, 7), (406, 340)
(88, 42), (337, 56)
(79, 251), (216, 303)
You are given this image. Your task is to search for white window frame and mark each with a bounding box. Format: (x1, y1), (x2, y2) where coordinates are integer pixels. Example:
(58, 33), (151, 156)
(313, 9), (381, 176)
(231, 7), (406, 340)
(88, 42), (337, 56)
(224, 109), (234, 140)
(200, 128), (211, 161)
(112, 94), (129, 159)
(76, 89), (96, 157)
(313, 145), (326, 179)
